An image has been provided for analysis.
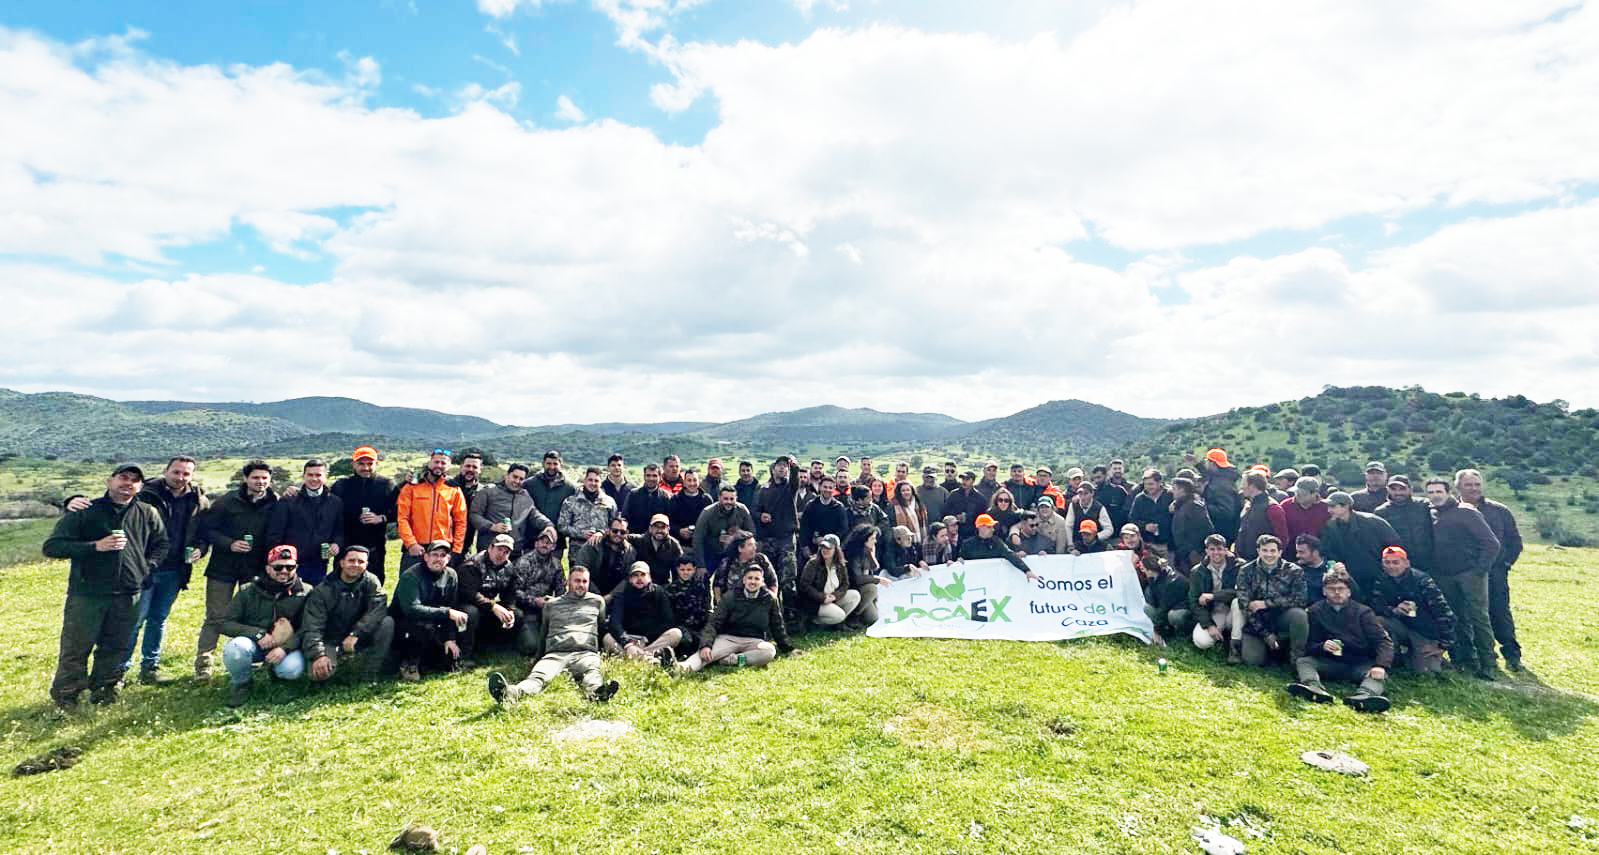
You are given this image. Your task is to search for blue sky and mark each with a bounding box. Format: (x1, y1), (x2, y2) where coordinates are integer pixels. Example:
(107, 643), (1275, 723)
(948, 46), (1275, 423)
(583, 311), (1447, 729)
(1, 1), (1596, 423)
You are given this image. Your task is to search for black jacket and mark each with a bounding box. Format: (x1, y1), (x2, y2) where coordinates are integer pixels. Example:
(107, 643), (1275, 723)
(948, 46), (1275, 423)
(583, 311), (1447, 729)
(1366, 568), (1455, 647)
(446, 475), (483, 554)
(44, 494), (169, 597)
(137, 480), (207, 581)
(799, 498), (850, 547)
(1376, 497), (1435, 572)
(1431, 498), (1500, 577)
(1476, 499), (1523, 572)
(1170, 497), (1215, 570)
(1320, 511), (1402, 592)
(1129, 489), (1174, 546)
(264, 489), (343, 581)
(702, 586), (791, 651)
(1095, 481), (1131, 531)
(755, 476), (801, 538)
(943, 488), (989, 537)
(331, 474), (395, 551)
(622, 486), (674, 534)
(300, 571), (388, 660)
(199, 487), (278, 583)
(608, 582), (677, 641)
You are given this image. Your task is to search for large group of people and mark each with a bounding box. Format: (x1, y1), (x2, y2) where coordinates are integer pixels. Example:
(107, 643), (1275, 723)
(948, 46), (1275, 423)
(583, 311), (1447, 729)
(42, 444), (1523, 715)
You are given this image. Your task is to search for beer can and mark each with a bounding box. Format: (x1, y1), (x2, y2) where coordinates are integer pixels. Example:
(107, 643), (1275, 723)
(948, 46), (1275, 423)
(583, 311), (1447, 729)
(111, 529), (125, 539)
(243, 534), (254, 546)
(321, 543), (332, 559)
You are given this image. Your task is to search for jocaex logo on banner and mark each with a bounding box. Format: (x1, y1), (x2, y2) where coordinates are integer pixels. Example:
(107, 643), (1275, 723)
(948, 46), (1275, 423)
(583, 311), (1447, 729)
(866, 551), (1154, 643)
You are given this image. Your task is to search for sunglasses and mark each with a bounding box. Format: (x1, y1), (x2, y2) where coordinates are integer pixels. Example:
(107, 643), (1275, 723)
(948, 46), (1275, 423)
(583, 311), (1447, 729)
(432, 448), (452, 457)
(609, 527), (627, 534)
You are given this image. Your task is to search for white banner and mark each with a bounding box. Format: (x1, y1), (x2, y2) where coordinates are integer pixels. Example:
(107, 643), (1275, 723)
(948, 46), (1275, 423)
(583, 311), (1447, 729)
(865, 551), (1154, 643)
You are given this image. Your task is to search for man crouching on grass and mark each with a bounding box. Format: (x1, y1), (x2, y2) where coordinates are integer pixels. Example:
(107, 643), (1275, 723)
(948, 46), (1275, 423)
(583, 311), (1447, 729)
(671, 564), (800, 672)
(1287, 567), (1394, 713)
(487, 565), (619, 704)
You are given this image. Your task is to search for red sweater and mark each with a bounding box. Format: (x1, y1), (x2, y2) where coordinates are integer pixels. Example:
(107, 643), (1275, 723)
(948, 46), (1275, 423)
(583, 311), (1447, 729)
(1279, 498), (1330, 545)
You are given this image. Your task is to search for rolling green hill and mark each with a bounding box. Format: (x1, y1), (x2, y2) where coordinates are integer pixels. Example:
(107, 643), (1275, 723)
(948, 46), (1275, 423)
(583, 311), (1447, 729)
(124, 396), (508, 439)
(952, 399), (1171, 462)
(0, 391), (309, 458)
(693, 405), (966, 449)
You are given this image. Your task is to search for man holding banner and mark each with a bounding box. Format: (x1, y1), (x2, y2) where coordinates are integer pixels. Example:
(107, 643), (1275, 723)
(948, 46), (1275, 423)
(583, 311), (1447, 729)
(957, 515), (1034, 578)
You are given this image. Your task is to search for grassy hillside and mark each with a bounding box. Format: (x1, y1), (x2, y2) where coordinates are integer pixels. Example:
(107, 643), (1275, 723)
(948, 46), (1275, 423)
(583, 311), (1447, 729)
(0, 547), (1595, 853)
(950, 399), (1169, 463)
(0, 391), (309, 458)
(125, 396), (507, 439)
(1126, 385), (1599, 545)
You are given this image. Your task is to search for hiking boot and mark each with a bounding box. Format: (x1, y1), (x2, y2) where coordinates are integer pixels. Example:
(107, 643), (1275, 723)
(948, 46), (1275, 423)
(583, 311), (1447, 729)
(455, 658), (477, 671)
(90, 684), (121, 706)
(1505, 657), (1524, 673)
(1226, 643), (1243, 665)
(1344, 691), (1390, 714)
(138, 665), (173, 686)
(1286, 681), (1334, 704)
(194, 655), (214, 682)
(1474, 666), (1504, 682)
(398, 660), (422, 683)
(593, 679), (620, 703)
(487, 671), (513, 705)
(226, 683), (250, 708)
(52, 692), (82, 713)
(657, 648), (676, 672)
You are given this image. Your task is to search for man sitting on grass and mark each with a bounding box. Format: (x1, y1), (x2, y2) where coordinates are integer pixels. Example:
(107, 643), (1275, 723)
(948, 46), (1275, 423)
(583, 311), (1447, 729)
(1142, 555), (1192, 647)
(664, 555), (711, 652)
(488, 565), (619, 704)
(606, 562), (683, 665)
(673, 564), (798, 672)
(1287, 567), (1394, 713)
(300, 545), (394, 684)
(1366, 546), (1455, 674)
(1188, 534), (1243, 661)
(220, 545), (312, 707)
(391, 540), (477, 681)
(1238, 535), (1309, 667)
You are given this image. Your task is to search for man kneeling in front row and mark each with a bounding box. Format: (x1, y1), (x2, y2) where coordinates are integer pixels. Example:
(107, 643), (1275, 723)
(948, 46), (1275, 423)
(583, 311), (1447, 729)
(220, 545), (311, 707)
(301, 545), (395, 684)
(1287, 567), (1393, 713)
(672, 564), (798, 672)
(487, 565), (619, 704)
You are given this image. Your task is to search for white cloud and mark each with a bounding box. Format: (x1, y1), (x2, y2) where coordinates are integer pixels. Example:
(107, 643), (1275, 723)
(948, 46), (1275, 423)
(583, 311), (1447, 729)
(476, 0), (530, 18)
(2, 5), (1598, 424)
(554, 94), (587, 122)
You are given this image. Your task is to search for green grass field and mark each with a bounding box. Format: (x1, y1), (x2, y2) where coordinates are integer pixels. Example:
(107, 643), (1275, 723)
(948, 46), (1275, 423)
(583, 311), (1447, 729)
(1, 545), (1598, 853)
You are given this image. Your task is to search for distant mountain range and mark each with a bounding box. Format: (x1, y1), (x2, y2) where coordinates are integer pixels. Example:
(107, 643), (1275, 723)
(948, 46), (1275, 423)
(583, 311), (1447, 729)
(0, 388), (1170, 462)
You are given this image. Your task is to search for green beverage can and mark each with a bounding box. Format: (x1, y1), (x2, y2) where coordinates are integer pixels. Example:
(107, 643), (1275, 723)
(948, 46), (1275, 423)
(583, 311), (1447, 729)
(243, 534), (254, 546)
(320, 543), (332, 560)
(1157, 657), (1168, 675)
(737, 653), (747, 667)
(111, 529), (125, 538)
(1328, 639), (1344, 656)
(503, 517), (512, 527)
(362, 506), (372, 516)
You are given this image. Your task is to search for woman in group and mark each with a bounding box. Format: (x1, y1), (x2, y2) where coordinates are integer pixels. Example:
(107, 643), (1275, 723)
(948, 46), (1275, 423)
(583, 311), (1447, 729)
(797, 533), (862, 627)
(868, 477), (891, 515)
(890, 480), (927, 544)
(884, 525), (928, 580)
(841, 524), (883, 626)
(713, 532), (778, 598)
(986, 487), (1022, 536)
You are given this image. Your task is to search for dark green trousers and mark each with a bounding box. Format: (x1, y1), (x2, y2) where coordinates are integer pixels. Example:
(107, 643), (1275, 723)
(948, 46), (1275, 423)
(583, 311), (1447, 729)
(51, 593), (140, 702)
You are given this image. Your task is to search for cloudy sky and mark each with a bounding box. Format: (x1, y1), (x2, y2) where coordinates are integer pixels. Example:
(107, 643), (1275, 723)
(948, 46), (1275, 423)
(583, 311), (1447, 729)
(2, 1), (1596, 426)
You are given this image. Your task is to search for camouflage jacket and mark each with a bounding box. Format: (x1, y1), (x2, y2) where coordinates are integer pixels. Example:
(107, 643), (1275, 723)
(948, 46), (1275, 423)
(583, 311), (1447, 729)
(1237, 558), (1307, 611)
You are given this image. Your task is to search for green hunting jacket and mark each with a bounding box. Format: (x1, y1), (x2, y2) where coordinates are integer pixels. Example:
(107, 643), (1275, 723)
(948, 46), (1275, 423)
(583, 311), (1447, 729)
(221, 575), (312, 651)
(43, 494), (169, 597)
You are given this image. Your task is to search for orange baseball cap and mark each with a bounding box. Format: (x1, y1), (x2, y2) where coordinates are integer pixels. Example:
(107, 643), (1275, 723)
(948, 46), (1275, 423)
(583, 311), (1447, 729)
(352, 446), (379, 462)
(1205, 448), (1232, 468)
(1382, 545), (1408, 561)
(1078, 519), (1099, 533)
(974, 514), (998, 528)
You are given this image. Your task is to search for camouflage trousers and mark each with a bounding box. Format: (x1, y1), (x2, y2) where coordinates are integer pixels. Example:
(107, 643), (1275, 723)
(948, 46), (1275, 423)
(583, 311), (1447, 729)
(760, 535), (800, 630)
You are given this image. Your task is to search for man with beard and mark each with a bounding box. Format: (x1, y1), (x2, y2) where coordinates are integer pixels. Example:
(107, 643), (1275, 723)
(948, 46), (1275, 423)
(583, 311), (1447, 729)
(944, 471), (988, 540)
(391, 541), (477, 681)
(265, 459), (343, 585)
(197, 460), (277, 681)
(695, 485), (756, 572)
(559, 468), (618, 565)
(512, 527), (568, 644)
(488, 565), (619, 703)
(330, 446), (394, 582)
(219, 544), (311, 707)
(630, 514), (685, 585)
(126, 457), (207, 685)
(1376, 475), (1434, 573)
(672, 564), (797, 673)
(1092, 465), (1130, 532)
(607, 562), (683, 664)
(623, 463), (674, 535)
(669, 469), (713, 549)
(1200, 449), (1242, 544)
(975, 463), (1001, 502)
(44, 464), (168, 709)
(1065, 482), (1115, 545)
(1286, 567), (1393, 713)
(1168, 477), (1215, 573)
(302, 546), (394, 684)
(1280, 476), (1331, 545)
(917, 467), (949, 525)
(396, 449), (468, 571)
(940, 462), (961, 494)
(1005, 464), (1038, 508)
(1128, 469), (1174, 557)
(447, 450), (485, 555)
(1319, 491), (1403, 594)
(702, 458), (725, 499)
(470, 463), (551, 555)
(573, 517), (638, 599)
(1366, 546), (1454, 674)
(1351, 462), (1391, 513)
(660, 455), (686, 495)
(733, 460), (761, 511)
(458, 533), (537, 656)
(528, 451), (576, 551)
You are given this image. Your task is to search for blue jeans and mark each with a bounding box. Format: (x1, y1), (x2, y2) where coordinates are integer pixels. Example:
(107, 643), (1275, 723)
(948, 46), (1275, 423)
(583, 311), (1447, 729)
(124, 569), (185, 671)
(222, 636), (306, 686)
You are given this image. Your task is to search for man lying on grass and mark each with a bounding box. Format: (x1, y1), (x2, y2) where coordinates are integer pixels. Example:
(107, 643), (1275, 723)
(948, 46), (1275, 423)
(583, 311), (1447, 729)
(1287, 567), (1393, 713)
(487, 564), (619, 704)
